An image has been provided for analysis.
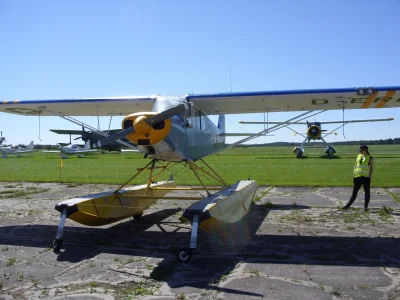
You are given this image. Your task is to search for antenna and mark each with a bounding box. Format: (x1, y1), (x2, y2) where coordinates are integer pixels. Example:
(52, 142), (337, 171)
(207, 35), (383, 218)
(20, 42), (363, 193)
(229, 65), (232, 93)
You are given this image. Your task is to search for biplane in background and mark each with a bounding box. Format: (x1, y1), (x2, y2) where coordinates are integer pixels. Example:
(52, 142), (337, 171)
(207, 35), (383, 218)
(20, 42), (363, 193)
(0, 141), (35, 158)
(50, 127), (139, 153)
(239, 117), (394, 158)
(1, 86), (400, 262)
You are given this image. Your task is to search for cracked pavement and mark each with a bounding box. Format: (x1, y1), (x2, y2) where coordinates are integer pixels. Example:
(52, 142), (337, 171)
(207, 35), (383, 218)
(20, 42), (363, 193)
(0, 182), (399, 299)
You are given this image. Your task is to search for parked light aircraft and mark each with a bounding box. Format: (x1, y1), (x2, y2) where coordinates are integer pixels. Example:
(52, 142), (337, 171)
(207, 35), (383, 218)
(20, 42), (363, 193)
(0, 141), (35, 158)
(1, 86), (400, 262)
(50, 127), (138, 153)
(239, 117), (394, 158)
(43, 143), (98, 158)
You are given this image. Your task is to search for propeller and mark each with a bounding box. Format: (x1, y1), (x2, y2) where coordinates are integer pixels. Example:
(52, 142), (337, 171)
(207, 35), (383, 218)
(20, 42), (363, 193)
(90, 103), (189, 149)
(73, 126), (91, 142)
(144, 104), (188, 125)
(92, 127), (134, 149)
(0, 131), (5, 143)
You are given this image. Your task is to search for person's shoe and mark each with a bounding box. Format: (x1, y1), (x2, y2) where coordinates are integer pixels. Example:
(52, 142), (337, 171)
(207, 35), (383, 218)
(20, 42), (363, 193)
(364, 208), (368, 212)
(341, 206), (350, 210)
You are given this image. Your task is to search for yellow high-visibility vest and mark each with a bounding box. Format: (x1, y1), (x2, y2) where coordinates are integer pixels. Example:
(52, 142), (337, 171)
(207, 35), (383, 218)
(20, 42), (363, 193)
(353, 154), (371, 178)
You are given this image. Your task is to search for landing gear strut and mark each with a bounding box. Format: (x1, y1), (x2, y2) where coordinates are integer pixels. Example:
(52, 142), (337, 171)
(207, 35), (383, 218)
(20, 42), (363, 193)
(53, 208), (67, 252)
(177, 214), (199, 263)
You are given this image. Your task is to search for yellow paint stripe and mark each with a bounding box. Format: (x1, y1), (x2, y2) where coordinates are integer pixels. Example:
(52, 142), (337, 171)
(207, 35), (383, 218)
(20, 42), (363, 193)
(376, 90), (396, 108)
(13, 100), (20, 103)
(2, 101), (10, 104)
(361, 91), (378, 108)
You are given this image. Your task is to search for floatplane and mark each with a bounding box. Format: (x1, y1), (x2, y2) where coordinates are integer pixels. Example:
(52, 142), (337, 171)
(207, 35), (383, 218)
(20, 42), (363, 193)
(239, 117), (394, 158)
(1, 86), (400, 262)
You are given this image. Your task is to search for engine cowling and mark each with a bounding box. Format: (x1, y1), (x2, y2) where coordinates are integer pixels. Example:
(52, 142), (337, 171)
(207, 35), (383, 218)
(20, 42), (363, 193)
(307, 125), (321, 139)
(122, 112), (172, 146)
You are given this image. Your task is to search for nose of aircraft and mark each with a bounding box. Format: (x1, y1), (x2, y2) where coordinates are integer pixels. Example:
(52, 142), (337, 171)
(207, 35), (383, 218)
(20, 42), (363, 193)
(122, 112), (172, 146)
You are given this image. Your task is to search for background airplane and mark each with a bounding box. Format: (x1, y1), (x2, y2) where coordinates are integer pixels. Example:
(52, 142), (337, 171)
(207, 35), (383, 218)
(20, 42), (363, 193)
(43, 143), (98, 159)
(0, 131), (5, 147)
(0, 141), (35, 158)
(50, 127), (138, 153)
(239, 117), (394, 158)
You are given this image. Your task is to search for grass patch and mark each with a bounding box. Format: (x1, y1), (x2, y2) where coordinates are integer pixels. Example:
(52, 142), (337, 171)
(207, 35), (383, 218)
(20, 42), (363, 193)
(265, 201), (275, 208)
(119, 284), (154, 297)
(3, 185), (16, 188)
(378, 206), (394, 222)
(0, 145), (399, 186)
(384, 188), (400, 204)
(6, 257), (16, 267)
(0, 188), (50, 199)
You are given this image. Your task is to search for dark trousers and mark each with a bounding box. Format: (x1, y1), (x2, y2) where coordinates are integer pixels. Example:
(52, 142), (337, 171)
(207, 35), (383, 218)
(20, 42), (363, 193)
(345, 177), (371, 209)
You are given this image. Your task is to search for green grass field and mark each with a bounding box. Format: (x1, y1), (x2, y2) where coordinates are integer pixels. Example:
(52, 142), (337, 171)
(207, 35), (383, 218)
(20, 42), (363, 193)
(1, 145), (399, 187)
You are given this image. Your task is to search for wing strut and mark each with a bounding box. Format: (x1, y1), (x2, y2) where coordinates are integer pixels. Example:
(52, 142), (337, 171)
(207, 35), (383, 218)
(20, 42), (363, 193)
(37, 110), (43, 142)
(37, 106), (137, 150)
(340, 100), (347, 140)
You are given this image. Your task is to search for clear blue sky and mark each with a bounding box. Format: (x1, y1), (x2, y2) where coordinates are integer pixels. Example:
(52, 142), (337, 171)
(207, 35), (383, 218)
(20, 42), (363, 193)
(1, 0), (399, 145)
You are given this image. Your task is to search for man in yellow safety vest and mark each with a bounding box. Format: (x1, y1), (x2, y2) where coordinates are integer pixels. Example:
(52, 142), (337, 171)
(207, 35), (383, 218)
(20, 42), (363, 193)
(342, 145), (374, 211)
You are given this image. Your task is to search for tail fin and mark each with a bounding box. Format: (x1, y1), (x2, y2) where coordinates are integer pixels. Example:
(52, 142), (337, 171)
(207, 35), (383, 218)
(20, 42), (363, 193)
(26, 141), (34, 150)
(218, 114), (226, 143)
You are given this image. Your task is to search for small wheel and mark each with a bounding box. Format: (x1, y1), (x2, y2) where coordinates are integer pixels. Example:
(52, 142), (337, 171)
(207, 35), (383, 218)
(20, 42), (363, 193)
(177, 247), (193, 263)
(133, 213), (143, 221)
(327, 149), (333, 159)
(53, 239), (63, 252)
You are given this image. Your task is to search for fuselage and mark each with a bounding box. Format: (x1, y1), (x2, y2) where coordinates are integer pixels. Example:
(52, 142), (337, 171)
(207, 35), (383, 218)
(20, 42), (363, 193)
(61, 144), (87, 154)
(121, 97), (226, 161)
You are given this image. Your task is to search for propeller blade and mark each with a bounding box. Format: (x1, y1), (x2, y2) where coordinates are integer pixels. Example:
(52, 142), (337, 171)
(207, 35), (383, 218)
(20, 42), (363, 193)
(92, 127), (135, 149)
(74, 136), (81, 140)
(145, 104), (188, 125)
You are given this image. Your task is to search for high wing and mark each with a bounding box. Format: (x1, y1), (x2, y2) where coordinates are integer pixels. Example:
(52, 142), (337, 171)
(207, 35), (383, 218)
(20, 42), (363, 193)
(1, 87), (400, 117)
(239, 117), (394, 125)
(188, 87), (400, 114)
(0, 97), (156, 116)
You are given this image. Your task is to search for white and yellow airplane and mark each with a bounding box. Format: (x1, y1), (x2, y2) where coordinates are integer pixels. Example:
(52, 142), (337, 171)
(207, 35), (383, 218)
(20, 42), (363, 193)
(0, 141), (35, 158)
(1, 86), (399, 262)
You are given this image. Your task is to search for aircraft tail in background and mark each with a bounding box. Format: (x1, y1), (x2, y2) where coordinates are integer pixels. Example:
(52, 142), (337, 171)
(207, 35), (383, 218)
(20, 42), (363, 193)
(26, 141), (34, 150)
